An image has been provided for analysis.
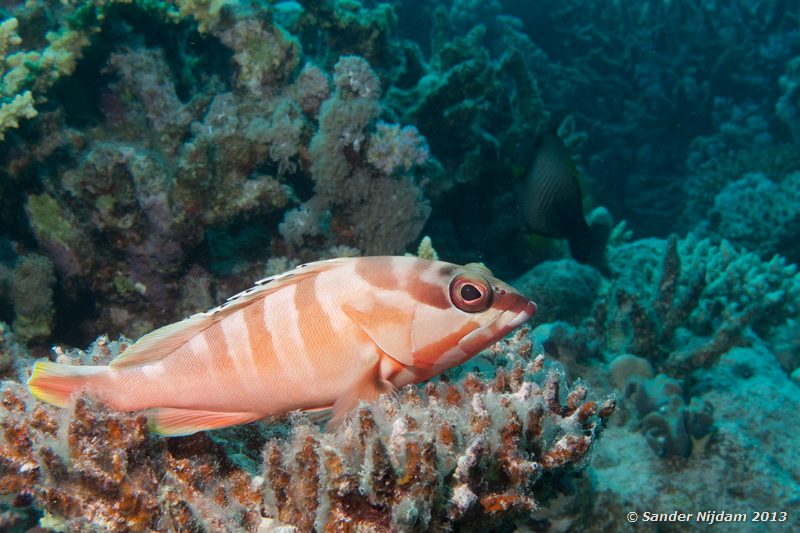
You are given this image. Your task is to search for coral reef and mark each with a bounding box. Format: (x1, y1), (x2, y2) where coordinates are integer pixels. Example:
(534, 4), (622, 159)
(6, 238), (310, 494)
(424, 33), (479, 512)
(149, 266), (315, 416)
(0, 382), (265, 532)
(682, 143), (800, 232)
(514, 259), (603, 325)
(1, 2), (435, 342)
(0, 328), (614, 531)
(263, 359), (614, 530)
(524, 230), (798, 458)
(303, 55), (432, 255)
(366, 120), (430, 176)
(708, 171), (800, 260)
(622, 371), (713, 458)
(501, 1), (799, 236)
(0, 323), (22, 380)
(0, 17), (37, 141)
(10, 254), (55, 344)
(592, 233), (800, 372)
(1, 0), (799, 528)
(589, 342), (800, 531)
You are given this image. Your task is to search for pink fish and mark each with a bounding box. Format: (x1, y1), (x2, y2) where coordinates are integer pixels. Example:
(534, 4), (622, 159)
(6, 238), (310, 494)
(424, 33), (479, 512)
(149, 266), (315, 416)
(28, 257), (536, 435)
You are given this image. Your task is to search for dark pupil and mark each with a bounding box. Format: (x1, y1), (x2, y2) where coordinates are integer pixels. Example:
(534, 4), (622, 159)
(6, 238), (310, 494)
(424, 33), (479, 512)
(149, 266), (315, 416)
(460, 284), (482, 301)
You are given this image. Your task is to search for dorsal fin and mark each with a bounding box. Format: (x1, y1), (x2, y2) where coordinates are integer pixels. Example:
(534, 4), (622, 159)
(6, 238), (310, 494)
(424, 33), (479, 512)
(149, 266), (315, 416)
(109, 259), (348, 369)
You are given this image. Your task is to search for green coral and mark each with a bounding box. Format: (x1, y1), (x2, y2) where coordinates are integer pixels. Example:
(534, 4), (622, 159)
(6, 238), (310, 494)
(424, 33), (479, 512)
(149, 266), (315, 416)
(25, 194), (79, 252)
(0, 1), (195, 142)
(10, 254), (55, 343)
(1, 7), (95, 141)
(174, 0), (236, 33)
(26, 193), (94, 277)
(0, 17), (37, 140)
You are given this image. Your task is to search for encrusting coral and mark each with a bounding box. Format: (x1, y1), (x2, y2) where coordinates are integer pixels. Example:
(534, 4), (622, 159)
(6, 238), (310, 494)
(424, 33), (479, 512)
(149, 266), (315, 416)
(2, 3), (436, 342)
(10, 254), (55, 344)
(0, 327), (614, 531)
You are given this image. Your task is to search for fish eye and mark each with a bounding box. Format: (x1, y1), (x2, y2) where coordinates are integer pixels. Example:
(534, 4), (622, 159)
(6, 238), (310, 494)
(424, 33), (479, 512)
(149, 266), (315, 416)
(460, 284), (481, 301)
(449, 274), (492, 313)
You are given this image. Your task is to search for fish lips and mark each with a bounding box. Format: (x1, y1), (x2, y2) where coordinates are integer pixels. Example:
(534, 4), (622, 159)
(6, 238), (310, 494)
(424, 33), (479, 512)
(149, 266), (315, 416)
(458, 296), (537, 356)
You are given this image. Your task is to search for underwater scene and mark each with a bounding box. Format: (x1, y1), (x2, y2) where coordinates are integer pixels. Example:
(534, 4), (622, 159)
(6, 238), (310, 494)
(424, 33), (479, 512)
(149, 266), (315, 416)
(0, 0), (799, 531)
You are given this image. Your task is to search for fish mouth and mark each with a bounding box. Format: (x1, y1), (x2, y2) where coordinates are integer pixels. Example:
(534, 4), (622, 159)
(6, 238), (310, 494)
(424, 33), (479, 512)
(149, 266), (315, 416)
(458, 297), (537, 355)
(507, 299), (537, 330)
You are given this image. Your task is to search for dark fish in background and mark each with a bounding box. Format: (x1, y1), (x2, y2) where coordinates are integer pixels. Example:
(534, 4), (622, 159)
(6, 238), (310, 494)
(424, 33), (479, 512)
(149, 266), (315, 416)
(521, 133), (611, 273)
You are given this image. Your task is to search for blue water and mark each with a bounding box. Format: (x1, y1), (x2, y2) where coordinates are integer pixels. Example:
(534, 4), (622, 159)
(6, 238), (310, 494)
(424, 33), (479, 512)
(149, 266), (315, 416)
(0, 1), (798, 530)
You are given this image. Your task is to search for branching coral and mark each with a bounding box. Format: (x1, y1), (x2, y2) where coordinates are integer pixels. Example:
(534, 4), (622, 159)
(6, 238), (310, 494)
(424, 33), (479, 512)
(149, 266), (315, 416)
(590, 233), (800, 372)
(1, 2), (439, 341)
(0, 382), (265, 532)
(262, 356), (614, 530)
(527, 232), (798, 457)
(0, 330), (614, 531)
(0, 17), (36, 141)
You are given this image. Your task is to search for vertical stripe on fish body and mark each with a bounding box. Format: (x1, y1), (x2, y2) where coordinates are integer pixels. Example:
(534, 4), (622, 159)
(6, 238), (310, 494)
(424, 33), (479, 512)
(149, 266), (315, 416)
(28, 256), (536, 435)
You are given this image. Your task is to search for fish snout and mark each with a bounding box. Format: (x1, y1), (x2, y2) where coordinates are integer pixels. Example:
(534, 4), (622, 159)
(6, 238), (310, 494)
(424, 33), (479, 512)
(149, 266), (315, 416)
(507, 297), (537, 331)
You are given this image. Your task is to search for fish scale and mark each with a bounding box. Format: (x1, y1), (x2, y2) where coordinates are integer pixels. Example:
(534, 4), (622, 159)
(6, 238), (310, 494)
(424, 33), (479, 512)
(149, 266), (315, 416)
(28, 256), (536, 435)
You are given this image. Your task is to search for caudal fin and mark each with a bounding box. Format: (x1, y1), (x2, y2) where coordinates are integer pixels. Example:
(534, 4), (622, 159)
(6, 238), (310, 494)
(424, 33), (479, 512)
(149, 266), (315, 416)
(27, 362), (107, 407)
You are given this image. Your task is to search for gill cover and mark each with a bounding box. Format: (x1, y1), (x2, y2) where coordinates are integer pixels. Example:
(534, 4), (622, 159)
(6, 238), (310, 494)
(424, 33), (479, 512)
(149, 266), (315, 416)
(343, 262), (499, 369)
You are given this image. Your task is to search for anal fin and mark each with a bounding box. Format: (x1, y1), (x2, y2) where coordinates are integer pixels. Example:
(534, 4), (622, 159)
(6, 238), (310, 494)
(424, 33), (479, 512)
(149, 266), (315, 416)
(302, 406), (333, 426)
(146, 407), (262, 436)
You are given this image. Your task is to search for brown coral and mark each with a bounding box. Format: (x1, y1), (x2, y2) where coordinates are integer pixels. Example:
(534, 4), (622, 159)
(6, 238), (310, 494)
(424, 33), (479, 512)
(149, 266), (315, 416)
(0, 332), (613, 531)
(262, 360), (614, 531)
(0, 381), (264, 532)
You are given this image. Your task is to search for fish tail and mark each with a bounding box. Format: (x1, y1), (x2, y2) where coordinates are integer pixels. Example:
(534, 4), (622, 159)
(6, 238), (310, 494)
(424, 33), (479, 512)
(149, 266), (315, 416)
(27, 362), (108, 407)
(587, 211), (613, 275)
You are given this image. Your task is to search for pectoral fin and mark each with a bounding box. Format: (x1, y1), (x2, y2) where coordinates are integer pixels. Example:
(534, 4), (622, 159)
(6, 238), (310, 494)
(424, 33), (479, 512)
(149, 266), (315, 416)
(146, 407), (262, 436)
(329, 361), (395, 429)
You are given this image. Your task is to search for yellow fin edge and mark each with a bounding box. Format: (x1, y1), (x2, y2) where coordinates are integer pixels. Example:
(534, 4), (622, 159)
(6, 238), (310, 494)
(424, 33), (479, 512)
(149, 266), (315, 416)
(146, 407), (262, 436)
(27, 361), (105, 408)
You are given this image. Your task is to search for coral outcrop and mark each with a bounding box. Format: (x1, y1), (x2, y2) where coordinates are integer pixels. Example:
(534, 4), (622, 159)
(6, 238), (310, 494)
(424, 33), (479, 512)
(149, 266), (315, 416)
(263, 357), (614, 530)
(1, 2), (435, 343)
(0, 328), (614, 531)
(525, 231), (798, 458)
(591, 233), (800, 372)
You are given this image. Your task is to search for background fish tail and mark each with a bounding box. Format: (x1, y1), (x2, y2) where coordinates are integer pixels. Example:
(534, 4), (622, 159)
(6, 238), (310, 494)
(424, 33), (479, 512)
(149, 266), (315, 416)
(567, 218), (611, 276)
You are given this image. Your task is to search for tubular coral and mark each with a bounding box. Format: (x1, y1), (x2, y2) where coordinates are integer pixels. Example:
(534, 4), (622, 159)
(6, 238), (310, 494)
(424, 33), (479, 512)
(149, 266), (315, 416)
(0, 332), (613, 531)
(262, 357), (614, 530)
